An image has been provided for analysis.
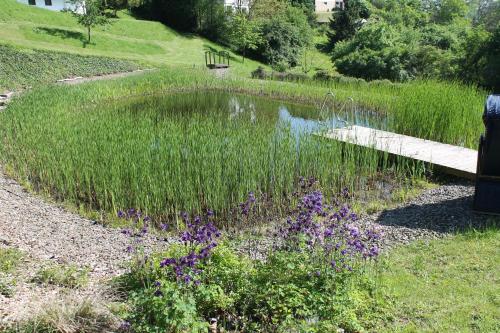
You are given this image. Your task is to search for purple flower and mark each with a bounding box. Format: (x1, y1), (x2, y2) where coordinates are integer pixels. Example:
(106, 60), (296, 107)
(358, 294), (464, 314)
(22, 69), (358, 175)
(119, 321), (131, 331)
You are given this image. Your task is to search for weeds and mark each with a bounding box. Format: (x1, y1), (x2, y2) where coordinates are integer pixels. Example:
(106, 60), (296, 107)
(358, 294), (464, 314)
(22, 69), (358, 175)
(3, 297), (119, 333)
(33, 264), (89, 288)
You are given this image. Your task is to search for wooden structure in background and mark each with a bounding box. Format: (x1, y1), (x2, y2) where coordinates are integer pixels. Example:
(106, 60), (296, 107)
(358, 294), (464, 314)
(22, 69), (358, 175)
(205, 51), (230, 69)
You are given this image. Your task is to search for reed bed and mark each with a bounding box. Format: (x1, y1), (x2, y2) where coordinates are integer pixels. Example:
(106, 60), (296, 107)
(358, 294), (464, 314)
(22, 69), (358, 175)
(0, 68), (486, 221)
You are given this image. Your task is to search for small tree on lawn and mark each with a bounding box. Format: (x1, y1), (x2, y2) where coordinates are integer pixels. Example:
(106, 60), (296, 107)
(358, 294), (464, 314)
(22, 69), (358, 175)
(69, 0), (110, 44)
(227, 12), (262, 63)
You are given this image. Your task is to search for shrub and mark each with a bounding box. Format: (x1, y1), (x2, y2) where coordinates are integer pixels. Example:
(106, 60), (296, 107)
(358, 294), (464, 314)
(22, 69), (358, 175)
(119, 186), (383, 332)
(251, 66), (267, 79)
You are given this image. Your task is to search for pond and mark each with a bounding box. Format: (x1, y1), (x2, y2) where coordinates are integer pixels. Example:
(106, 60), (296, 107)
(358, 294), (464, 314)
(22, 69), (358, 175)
(122, 91), (386, 135)
(2, 90), (398, 219)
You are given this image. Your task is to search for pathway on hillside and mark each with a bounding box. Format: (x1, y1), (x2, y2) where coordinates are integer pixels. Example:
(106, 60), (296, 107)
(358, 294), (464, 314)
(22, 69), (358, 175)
(56, 68), (156, 85)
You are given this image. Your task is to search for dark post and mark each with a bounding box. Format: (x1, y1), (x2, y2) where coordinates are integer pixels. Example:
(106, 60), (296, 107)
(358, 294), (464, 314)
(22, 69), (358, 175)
(474, 94), (500, 214)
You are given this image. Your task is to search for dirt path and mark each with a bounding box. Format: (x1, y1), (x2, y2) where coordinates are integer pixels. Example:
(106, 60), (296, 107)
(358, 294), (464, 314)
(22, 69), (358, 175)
(56, 69), (156, 85)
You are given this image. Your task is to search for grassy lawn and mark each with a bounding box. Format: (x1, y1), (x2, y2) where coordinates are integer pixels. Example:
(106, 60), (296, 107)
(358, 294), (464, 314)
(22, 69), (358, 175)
(375, 227), (500, 332)
(0, 0), (268, 76)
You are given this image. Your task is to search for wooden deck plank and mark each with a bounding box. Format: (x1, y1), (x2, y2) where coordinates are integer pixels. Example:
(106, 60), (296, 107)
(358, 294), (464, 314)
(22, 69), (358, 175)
(322, 125), (477, 179)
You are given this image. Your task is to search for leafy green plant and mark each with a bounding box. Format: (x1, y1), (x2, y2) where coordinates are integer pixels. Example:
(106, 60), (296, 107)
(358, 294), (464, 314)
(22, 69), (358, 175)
(119, 190), (385, 332)
(0, 248), (22, 273)
(33, 264), (89, 288)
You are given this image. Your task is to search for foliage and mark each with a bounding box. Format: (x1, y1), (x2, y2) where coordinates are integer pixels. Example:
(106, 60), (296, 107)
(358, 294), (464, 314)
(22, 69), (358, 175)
(33, 264), (89, 288)
(251, 66), (309, 81)
(0, 248), (22, 297)
(227, 12), (262, 63)
(474, 0), (500, 32)
(249, 0), (289, 20)
(461, 24), (500, 92)
(0, 68), (485, 220)
(327, 0), (371, 50)
(327, 0), (500, 88)
(2, 298), (118, 333)
(119, 189), (385, 332)
(0, 44), (138, 91)
(68, 0), (111, 43)
(0, 248), (22, 274)
(132, 0), (227, 39)
(257, 5), (313, 69)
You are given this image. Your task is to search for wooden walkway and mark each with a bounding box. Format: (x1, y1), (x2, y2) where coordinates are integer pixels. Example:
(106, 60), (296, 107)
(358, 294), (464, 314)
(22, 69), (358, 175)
(322, 125), (478, 179)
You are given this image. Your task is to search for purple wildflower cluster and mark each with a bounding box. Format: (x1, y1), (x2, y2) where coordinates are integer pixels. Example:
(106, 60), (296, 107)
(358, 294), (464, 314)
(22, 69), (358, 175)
(240, 192), (256, 216)
(159, 211), (221, 285)
(117, 208), (153, 253)
(279, 188), (381, 272)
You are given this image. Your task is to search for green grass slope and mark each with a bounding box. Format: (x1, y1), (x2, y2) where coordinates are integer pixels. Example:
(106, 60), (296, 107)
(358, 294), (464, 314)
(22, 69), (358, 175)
(0, 44), (139, 90)
(0, 0), (264, 75)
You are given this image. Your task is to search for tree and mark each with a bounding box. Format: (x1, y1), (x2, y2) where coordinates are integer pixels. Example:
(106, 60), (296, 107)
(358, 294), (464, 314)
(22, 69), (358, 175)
(474, 0), (500, 32)
(258, 5), (313, 69)
(462, 25), (500, 91)
(227, 12), (262, 62)
(433, 0), (467, 23)
(69, 0), (110, 43)
(104, 0), (128, 17)
(250, 0), (288, 20)
(327, 0), (370, 50)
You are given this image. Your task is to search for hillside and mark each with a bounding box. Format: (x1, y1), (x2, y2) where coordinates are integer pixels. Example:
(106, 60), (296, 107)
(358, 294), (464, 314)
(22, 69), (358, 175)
(0, 0), (266, 76)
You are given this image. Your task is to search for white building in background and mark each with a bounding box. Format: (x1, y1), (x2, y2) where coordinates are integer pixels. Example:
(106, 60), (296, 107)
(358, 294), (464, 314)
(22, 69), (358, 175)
(16, 0), (84, 13)
(315, 0), (344, 12)
(222, 0), (250, 12)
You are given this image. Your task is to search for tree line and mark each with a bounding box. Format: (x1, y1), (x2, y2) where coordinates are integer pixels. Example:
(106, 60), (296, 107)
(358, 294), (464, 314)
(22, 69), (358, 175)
(327, 0), (499, 90)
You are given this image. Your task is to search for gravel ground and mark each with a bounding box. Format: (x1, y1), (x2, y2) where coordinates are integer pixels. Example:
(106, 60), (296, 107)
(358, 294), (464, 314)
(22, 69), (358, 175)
(362, 181), (494, 249)
(0, 169), (168, 323)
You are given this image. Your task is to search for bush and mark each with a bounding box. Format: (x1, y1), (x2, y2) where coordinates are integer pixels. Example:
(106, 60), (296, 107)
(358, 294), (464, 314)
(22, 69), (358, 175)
(251, 66), (267, 79)
(119, 185), (384, 332)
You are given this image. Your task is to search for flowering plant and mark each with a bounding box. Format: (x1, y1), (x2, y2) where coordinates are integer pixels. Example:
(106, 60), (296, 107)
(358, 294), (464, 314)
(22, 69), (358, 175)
(158, 211), (221, 286)
(278, 185), (381, 273)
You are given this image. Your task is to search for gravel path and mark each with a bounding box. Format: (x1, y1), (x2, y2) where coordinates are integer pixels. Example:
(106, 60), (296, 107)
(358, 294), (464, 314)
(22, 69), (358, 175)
(363, 181), (494, 248)
(56, 69), (156, 85)
(0, 169), (168, 323)
(0, 170), (165, 278)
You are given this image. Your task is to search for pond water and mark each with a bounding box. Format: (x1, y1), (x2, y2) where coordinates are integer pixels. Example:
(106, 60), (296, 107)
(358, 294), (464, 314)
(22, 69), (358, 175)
(127, 91), (387, 135)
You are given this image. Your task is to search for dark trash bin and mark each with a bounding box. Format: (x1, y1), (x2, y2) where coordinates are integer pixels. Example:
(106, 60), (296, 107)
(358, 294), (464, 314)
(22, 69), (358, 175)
(474, 95), (500, 213)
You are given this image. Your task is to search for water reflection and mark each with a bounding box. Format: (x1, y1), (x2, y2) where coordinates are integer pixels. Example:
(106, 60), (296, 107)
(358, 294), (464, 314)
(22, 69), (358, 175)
(226, 94), (385, 136)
